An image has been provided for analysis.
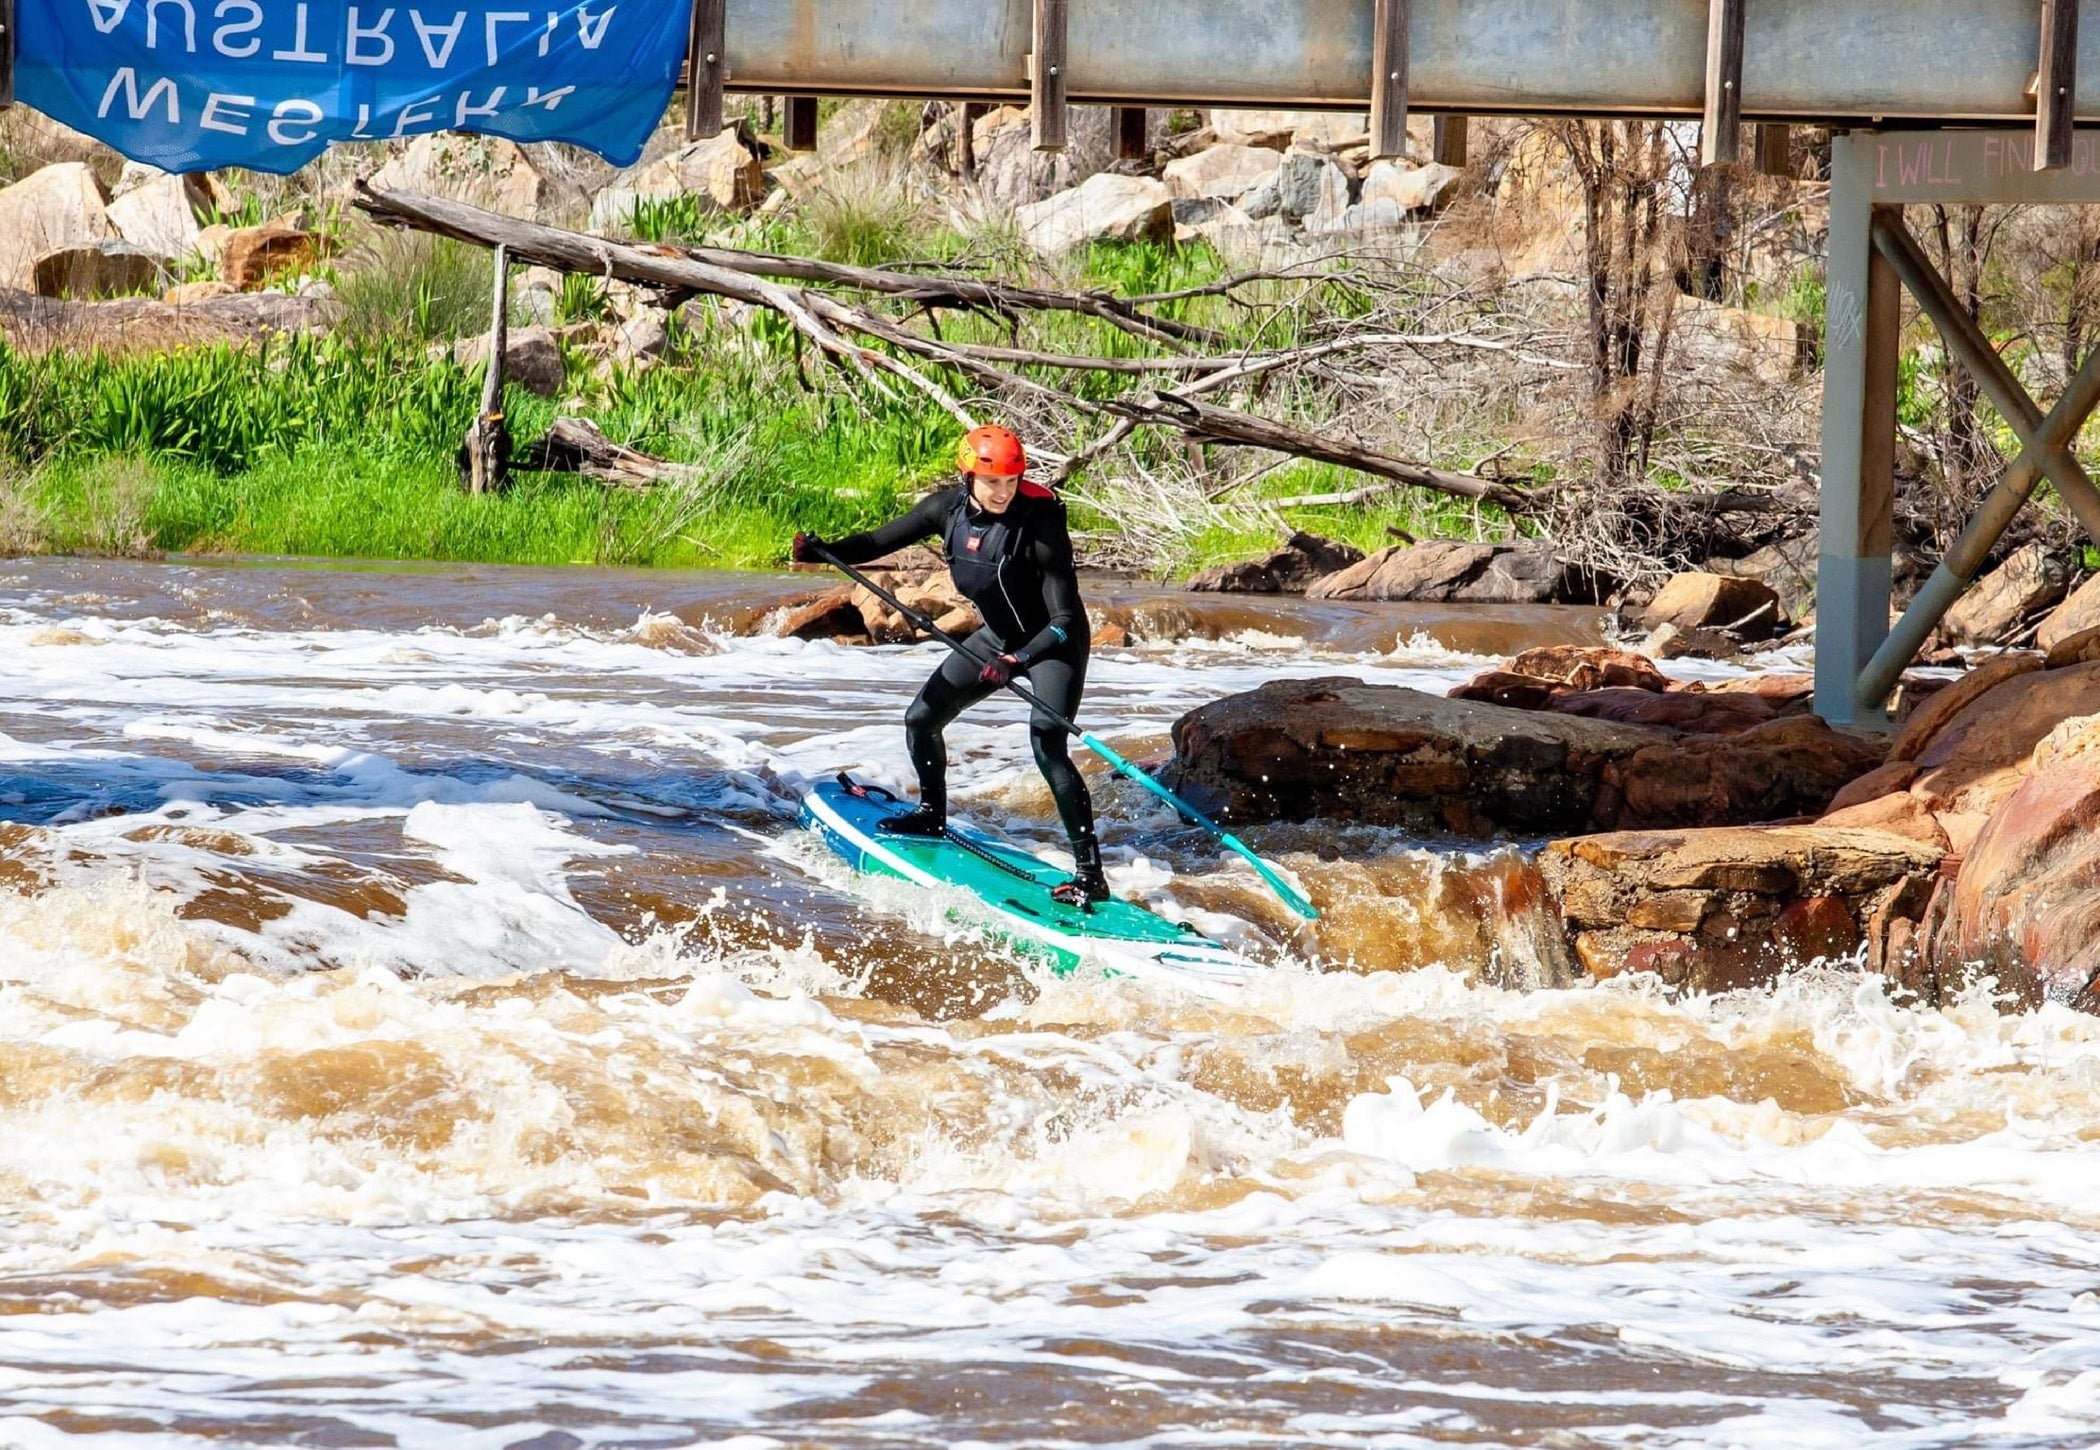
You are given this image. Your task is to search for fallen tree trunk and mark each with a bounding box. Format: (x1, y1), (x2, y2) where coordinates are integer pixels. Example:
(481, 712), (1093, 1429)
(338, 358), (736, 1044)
(1109, 391), (1535, 514)
(516, 417), (698, 489)
(0, 286), (331, 354)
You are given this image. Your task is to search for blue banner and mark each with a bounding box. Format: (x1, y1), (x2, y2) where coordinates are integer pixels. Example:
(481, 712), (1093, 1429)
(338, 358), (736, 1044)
(16, 0), (693, 174)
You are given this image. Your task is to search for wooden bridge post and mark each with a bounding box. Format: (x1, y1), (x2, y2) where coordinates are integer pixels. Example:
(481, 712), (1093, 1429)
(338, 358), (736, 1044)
(785, 95), (819, 152)
(684, 0), (725, 140)
(0, 0), (15, 111)
(1115, 106), (1149, 161)
(1370, 0), (1411, 161)
(1700, 0), (1745, 166)
(1432, 115), (1468, 166)
(1032, 0), (1069, 152)
(2038, 0), (2080, 170)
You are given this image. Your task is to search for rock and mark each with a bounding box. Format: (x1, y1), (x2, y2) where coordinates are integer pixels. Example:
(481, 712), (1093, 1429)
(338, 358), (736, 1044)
(453, 325), (566, 398)
(1908, 660), (2100, 820)
(1209, 110), (1368, 152)
(1361, 160), (1463, 213)
(1638, 571), (1785, 639)
(1823, 759), (1921, 815)
(221, 221), (319, 290)
(1931, 714), (2100, 1008)
(1705, 536), (1818, 623)
(2036, 570), (2100, 652)
(1640, 622), (1746, 661)
(970, 105), (1124, 211)
(1164, 144), (1283, 202)
(1186, 532), (1364, 594)
(592, 129), (764, 230)
(0, 163), (115, 291)
(0, 289), (330, 354)
(1599, 715), (1890, 830)
(815, 98), (893, 168)
(1942, 541), (2072, 645)
(106, 171), (216, 261)
(1819, 783), (1951, 851)
(2046, 624), (2100, 669)
(30, 240), (158, 299)
(1448, 647), (1671, 708)
(773, 587), (868, 643)
(614, 312), (671, 364)
(1091, 621), (1131, 649)
(162, 280), (236, 306)
(1273, 150), (1351, 227)
(369, 134), (571, 220)
(1541, 824), (1943, 992)
(1305, 541), (1587, 605)
(1016, 173), (1173, 257)
(1549, 687), (1779, 735)
(1888, 653), (2045, 762)
(1238, 178), (1282, 220)
(1672, 293), (1814, 385)
(1162, 678), (1675, 836)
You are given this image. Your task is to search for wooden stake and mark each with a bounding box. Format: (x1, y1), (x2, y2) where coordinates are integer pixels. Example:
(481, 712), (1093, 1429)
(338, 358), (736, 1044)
(1701, 0), (1746, 167)
(785, 95), (819, 152)
(1032, 0), (1069, 152)
(1755, 122), (1793, 176)
(1115, 106), (1149, 161)
(1432, 115), (1468, 167)
(462, 245), (512, 496)
(1370, 0), (1411, 161)
(2039, 0), (2080, 171)
(684, 0), (725, 141)
(960, 101), (988, 177)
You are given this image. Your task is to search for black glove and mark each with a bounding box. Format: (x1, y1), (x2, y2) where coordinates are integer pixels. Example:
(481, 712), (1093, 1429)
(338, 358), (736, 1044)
(978, 654), (1019, 687)
(791, 532), (825, 564)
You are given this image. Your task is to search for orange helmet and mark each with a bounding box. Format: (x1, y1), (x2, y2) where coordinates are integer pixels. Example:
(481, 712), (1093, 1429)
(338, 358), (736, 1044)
(957, 424), (1027, 478)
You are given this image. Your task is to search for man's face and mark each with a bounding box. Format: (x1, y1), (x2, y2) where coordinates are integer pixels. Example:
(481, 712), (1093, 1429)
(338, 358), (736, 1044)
(970, 469), (1020, 513)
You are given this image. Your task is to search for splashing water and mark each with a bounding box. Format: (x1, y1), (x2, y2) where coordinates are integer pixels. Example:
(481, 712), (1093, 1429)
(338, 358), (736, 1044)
(0, 558), (2096, 1449)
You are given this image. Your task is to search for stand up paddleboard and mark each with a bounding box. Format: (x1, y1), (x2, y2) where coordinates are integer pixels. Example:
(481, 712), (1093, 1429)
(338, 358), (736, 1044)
(800, 775), (1257, 995)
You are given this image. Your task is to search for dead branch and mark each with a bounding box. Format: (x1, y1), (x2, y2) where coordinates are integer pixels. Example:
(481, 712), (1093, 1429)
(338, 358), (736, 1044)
(517, 417), (697, 489)
(1106, 391), (1536, 514)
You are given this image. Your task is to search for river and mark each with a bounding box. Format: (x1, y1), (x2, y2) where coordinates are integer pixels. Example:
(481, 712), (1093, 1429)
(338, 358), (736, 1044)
(1, 557), (2097, 1449)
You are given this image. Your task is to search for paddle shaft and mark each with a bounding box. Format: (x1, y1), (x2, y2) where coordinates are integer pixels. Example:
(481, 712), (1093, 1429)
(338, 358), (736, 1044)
(809, 543), (1319, 920)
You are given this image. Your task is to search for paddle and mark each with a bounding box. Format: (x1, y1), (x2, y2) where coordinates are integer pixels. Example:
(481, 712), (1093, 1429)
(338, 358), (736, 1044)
(809, 542), (1320, 921)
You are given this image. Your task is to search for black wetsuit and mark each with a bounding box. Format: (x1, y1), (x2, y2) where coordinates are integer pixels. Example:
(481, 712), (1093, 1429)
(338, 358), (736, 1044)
(824, 483), (1096, 848)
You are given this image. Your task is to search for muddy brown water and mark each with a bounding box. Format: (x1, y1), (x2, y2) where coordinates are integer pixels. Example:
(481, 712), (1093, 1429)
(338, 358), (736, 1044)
(0, 555), (2095, 1449)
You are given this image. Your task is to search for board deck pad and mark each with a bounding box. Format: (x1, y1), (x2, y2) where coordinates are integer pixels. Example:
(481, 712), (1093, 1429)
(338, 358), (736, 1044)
(800, 776), (1255, 994)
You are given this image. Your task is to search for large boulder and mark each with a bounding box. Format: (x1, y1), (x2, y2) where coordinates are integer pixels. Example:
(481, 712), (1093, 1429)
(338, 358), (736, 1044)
(969, 104), (1125, 212)
(1016, 173), (1173, 256)
(1597, 715), (1890, 830)
(1361, 160), (1463, 214)
(1163, 678), (1672, 836)
(2036, 571), (2100, 653)
(1306, 541), (1588, 605)
(454, 325), (566, 398)
(1942, 542), (2072, 646)
(370, 134), (575, 220)
(1272, 150), (1352, 228)
(1208, 110), (1366, 150)
(591, 129), (765, 230)
(1186, 532), (1363, 594)
(1671, 293), (1813, 385)
(1541, 824), (1944, 991)
(1705, 535), (1818, 625)
(221, 220), (319, 290)
(1639, 571), (1785, 639)
(1447, 646), (1672, 709)
(1906, 660), (2100, 824)
(0, 163), (115, 291)
(31, 240), (158, 299)
(106, 170), (217, 262)
(1163, 143), (1283, 202)
(1931, 714), (2100, 1009)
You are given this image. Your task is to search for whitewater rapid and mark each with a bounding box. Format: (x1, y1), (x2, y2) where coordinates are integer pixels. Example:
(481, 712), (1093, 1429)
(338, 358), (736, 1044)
(0, 557), (2096, 1449)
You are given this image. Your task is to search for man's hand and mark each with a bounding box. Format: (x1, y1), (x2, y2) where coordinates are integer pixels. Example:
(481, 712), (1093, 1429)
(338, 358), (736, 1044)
(978, 654), (1020, 687)
(791, 532), (825, 564)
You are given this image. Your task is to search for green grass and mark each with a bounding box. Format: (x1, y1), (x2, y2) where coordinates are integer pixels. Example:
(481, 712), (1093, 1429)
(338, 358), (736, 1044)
(0, 227), (1522, 575)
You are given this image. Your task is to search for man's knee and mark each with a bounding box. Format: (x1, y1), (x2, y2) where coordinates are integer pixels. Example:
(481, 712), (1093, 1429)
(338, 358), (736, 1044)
(1029, 724), (1069, 768)
(906, 695), (942, 735)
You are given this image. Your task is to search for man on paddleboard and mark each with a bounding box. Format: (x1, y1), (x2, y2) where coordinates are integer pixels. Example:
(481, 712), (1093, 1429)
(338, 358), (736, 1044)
(793, 425), (1109, 909)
